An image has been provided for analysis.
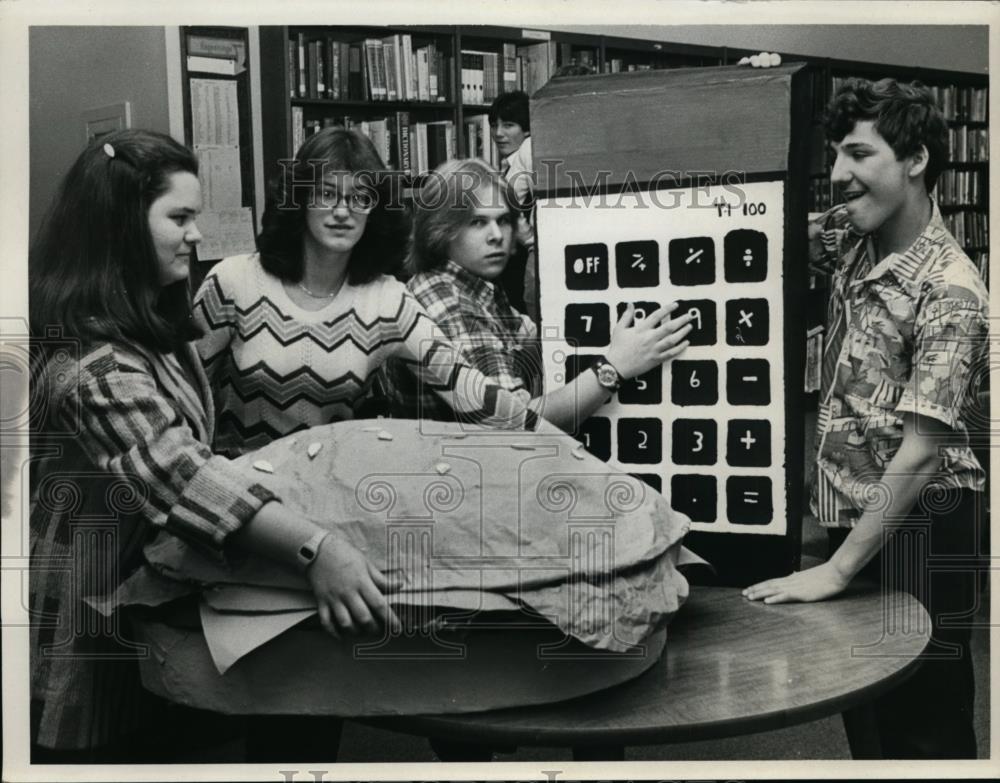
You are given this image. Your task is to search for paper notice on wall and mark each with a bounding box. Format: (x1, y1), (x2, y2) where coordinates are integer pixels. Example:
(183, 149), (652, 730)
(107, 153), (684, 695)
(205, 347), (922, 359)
(197, 207), (256, 261)
(195, 146), (242, 209)
(191, 78), (239, 147)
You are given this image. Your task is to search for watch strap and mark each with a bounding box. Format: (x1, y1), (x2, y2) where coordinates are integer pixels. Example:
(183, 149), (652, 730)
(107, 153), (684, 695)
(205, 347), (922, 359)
(297, 530), (332, 573)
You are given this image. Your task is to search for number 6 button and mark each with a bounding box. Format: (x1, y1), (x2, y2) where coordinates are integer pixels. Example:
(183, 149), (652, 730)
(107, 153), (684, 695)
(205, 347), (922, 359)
(670, 360), (719, 406)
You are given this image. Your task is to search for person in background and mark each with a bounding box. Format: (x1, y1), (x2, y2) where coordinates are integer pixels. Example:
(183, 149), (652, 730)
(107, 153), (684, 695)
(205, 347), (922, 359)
(744, 78), (988, 758)
(383, 157), (694, 434)
(28, 129), (398, 763)
(488, 90), (536, 316)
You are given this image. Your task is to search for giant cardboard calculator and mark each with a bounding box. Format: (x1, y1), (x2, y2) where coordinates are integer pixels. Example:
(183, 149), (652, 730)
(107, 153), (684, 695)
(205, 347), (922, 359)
(531, 64), (812, 583)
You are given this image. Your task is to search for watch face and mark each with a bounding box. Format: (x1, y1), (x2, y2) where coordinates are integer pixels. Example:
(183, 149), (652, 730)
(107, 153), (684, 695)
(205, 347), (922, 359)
(597, 364), (619, 389)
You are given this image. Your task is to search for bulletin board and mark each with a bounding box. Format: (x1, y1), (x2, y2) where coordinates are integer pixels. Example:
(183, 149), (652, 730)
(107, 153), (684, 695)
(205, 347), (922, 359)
(531, 64), (812, 584)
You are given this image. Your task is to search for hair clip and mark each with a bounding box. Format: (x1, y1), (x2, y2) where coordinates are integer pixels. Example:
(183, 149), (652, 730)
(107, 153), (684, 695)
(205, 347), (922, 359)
(103, 143), (116, 159)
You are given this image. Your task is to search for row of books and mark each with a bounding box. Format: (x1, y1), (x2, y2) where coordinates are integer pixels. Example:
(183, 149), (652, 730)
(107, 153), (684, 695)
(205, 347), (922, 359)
(942, 210), (989, 250)
(460, 45), (522, 105)
(289, 33), (452, 103)
(291, 107), (502, 176)
(948, 126), (989, 162)
(830, 77), (987, 122)
(935, 169), (984, 206)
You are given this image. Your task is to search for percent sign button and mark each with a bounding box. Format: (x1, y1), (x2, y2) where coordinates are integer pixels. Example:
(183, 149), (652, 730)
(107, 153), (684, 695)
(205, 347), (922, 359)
(668, 236), (716, 286)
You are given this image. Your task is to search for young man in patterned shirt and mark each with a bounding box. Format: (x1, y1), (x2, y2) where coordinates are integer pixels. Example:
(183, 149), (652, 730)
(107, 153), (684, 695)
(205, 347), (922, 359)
(745, 78), (988, 758)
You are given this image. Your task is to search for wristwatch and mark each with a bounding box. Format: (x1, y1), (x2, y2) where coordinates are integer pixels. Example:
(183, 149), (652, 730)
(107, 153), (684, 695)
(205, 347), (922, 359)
(297, 530), (332, 573)
(590, 356), (623, 392)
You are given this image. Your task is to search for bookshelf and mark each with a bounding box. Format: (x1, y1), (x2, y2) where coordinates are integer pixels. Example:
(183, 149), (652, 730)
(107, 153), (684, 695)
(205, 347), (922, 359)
(258, 25), (751, 182)
(179, 26), (259, 292)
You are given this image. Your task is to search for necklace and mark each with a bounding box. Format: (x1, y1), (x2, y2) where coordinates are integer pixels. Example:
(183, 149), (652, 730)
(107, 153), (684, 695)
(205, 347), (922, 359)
(297, 280), (340, 299)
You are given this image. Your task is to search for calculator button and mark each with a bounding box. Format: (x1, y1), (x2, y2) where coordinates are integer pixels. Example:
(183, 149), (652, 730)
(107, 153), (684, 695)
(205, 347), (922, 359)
(566, 353), (600, 383)
(670, 474), (717, 523)
(670, 360), (719, 406)
(565, 304), (610, 347)
(674, 299), (717, 346)
(616, 301), (661, 323)
(615, 240), (659, 288)
(574, 417), (611, 462)
(565, 243), (609, 289)
(668, 237), (716, 286)
(671, 419), (718, 465)
(617, 418), (662, 464)
(724, 229), (768, 283)
(726, 420), (772, 467)
(726, 358), (770, 405)
(630, 472), (662, 494)
(725, 298), (769, 346)
(726, 476), (773, 525)
(618, 366), (662, 404)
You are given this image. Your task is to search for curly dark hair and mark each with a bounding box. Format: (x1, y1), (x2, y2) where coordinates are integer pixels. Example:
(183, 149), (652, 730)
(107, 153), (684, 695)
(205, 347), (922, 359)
(257, 127), (409, 284)
(30, 128), (200, 352)
(824, 77), (949, 191)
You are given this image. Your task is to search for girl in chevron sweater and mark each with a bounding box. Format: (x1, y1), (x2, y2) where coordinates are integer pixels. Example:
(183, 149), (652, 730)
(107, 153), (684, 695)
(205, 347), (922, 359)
(194, 127), (538, 459)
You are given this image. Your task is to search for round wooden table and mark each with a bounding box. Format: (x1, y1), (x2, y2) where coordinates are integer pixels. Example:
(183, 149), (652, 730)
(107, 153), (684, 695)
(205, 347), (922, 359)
(366, 584), (930, 759)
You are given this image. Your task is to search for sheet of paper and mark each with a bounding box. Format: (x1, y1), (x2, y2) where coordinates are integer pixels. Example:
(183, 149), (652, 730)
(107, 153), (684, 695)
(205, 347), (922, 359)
(197, 207), (256, 261)
(200, 600), (316, 674)
(195, 146), (242, 210)
(190, 78), (240, 147)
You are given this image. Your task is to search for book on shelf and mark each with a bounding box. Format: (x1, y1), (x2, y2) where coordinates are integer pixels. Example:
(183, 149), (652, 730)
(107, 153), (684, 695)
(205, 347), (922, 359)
(364, 39), (387, 101)
(516, 40), (555, 95)
(297, 32), (307, 98)
(382, 34), (402, 101)
(292, 105), (305, 153)
(401, 34), (415, 100)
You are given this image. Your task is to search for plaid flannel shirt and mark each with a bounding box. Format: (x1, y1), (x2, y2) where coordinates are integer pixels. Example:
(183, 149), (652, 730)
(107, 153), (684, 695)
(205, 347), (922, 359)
(383, 260), (542, 421)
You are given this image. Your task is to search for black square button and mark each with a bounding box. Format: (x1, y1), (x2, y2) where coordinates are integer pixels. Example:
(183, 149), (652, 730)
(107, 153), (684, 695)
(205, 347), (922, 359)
(565, 243), (609, 290)
(726, 359), (770, 405)
(619, 366), (662, 405)
(574, 416), (611, 462)
(617, 418), (662, 464)
(724, 229), (768, 283)
(726, 420), (772, 467)
(725, 298), (769, 346)
(668, 237), (716, 286)
(631, 473), (662, 494)
(672, 419), (717, 465)
(565, 353), (599, 383)
(671, 360), (719, 406)
(616, 301), (662, 324)
(726, 476), (773, 525)
(565, 304), (610, 348)
(615, 240), (659, 288)
(674, 299), (717, 346)
(671, 474), (717, 523)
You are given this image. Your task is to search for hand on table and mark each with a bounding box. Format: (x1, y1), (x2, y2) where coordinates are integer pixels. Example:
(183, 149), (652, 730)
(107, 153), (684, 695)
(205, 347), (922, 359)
(742, 561), (850, 604)
(306, 533), (402, 638)
(606, 302), (694, 379)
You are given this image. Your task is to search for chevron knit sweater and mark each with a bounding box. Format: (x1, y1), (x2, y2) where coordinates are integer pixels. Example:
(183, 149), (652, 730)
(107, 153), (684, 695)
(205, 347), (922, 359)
(193, 254), (533, 455)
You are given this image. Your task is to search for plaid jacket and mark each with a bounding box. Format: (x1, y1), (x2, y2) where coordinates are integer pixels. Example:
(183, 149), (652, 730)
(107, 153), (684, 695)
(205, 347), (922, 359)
(382, 260), (542, 421)
(29, 339), (275, 749)
(811, 201), (988, 526)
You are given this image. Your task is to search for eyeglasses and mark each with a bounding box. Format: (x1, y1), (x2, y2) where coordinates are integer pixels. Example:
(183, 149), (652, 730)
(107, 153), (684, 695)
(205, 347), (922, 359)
(315, 188), (376, 214)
